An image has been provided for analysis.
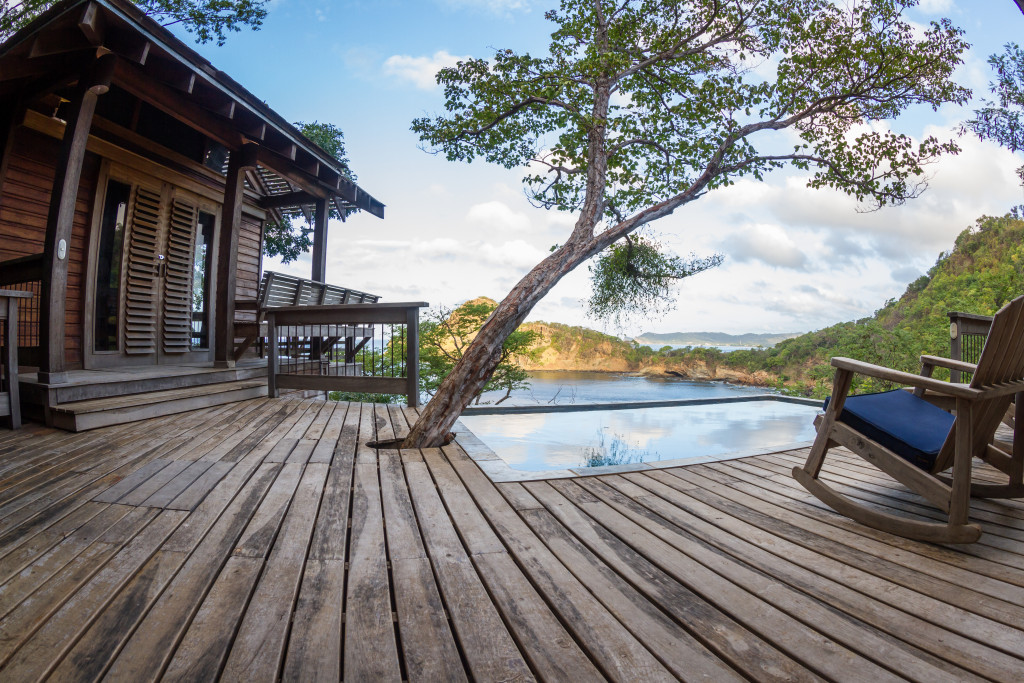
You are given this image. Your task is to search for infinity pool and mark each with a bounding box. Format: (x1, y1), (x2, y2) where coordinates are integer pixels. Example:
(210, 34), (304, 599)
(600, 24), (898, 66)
(459, 399), (818, 471)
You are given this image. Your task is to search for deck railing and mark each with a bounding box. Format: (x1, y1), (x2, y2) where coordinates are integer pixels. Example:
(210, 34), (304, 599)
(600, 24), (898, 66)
(0, 254), (42, 363)
(265, 302), (426, 407)
(948, 310), (993, 382)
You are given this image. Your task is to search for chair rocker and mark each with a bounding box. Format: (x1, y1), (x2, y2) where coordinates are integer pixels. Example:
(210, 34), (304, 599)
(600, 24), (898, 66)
(793, 295), (1024, 544)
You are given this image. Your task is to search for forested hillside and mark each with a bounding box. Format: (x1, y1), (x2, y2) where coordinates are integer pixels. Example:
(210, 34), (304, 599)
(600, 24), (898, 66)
(429, 214), (1024, 401)
(713, 214), (1024, 396)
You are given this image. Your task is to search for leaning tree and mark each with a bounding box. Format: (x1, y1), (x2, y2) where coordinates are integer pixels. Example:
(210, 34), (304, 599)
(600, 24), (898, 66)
(403, 0), (969, 447)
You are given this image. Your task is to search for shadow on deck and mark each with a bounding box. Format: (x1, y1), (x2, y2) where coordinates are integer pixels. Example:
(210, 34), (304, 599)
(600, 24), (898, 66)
(0, 398), (1021, 681)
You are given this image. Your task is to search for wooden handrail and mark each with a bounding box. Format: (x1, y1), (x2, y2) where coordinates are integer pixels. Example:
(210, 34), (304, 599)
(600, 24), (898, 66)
(266, 302), (426, 407)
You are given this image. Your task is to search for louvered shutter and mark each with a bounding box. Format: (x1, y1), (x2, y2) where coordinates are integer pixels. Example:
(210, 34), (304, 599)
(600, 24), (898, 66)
(162, 198), (198, 354)
(123, 186), (162, 355)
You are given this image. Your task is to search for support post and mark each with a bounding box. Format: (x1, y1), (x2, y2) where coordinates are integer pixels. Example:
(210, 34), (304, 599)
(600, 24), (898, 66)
(311, 196), (328, 283)
(406, 306), (420, 408)
(267, 311), (278, 398)
(38, 54), (116, 385)
(214, 142), (259, 367)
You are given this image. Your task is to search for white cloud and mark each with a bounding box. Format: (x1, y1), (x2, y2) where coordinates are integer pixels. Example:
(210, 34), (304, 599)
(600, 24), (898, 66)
(918, 0), (955, 14)
(438, 0), (532, 13)
(383, 50), (469, 90)
(466, 200), (532, 233)
(722, 224), (809, 270)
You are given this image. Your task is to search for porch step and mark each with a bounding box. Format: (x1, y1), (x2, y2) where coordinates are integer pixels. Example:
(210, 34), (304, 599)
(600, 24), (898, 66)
(49, 380), (268, 432)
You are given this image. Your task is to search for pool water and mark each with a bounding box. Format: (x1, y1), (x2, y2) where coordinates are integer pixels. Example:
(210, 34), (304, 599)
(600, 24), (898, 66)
(475, 370), (772, 406)
(459, 400), (818, 471)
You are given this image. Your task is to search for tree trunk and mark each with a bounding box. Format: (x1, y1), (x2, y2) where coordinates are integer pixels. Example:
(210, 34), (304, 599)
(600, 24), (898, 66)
(402, 237), (597, 447)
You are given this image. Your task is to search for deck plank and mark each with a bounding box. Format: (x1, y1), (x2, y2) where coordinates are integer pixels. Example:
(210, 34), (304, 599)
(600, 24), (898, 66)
(0, 398), (1021, 681)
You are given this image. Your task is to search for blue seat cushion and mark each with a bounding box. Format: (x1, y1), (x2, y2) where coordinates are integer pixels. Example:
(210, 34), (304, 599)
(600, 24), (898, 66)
(823, 390), (955, 471)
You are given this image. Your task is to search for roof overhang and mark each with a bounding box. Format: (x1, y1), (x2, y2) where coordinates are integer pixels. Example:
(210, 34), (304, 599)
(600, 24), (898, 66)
(0, 0), (384, 219)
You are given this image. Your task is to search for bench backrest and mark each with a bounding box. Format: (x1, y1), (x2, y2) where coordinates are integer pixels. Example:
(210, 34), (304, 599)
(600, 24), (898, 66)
(257, 271), (380, 310)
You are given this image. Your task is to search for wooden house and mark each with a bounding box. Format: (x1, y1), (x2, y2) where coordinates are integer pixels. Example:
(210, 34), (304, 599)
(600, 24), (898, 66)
(0, 0), (384, 427)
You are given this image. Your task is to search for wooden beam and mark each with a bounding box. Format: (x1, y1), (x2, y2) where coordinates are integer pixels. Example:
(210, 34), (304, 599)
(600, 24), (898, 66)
(191, 82), (237, 119)
(77, 2), (105, 45)
(311, 197), (329, 282)
(29, 27), (94, 59)
(38, 54), (116, 385)
(112, 59), (244, 150)
(235, 110), (266, 141)
(254, 146), (330, 199)
(0, 48), (99, 84)
(144, 57), (196, 94)
(258, 190), (317, 210)
(214, 142), (260, 367)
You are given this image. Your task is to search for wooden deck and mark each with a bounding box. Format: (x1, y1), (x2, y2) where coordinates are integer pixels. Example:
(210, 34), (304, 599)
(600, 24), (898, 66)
(0, 397), (1022, 682)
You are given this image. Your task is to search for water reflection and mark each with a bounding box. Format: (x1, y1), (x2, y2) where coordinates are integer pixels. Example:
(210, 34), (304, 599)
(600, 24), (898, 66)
(459, 401), (817, 471)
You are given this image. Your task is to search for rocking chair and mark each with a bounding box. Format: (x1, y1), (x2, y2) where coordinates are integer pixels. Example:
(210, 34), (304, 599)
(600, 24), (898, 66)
(793, 295), (1024, 544)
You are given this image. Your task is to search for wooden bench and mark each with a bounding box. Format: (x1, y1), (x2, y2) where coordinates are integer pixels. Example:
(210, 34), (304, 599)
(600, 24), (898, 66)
(0, 289), (31, 428)
(233, 271), (381, 361)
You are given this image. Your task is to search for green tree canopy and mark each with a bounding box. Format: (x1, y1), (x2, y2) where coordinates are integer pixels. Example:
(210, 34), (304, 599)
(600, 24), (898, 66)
(965, 42), (1024, 183)
(262, 121), (355, 263)
(1, 0), (268, 45)
(404, 0), (971, 447)
(420, 300), (539, 405)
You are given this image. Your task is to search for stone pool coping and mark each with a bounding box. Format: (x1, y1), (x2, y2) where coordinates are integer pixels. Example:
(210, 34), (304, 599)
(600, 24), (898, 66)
(454, 394), (822, 483)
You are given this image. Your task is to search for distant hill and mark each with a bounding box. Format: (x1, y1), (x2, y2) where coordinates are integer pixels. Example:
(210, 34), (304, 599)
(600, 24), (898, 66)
(451, 214), (1024, 393)
(634, 331), (802, 347)
(713, 213), (1024, 396)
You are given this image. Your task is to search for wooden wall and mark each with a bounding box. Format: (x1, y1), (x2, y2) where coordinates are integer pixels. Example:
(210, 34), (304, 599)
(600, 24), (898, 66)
(0, 124), (266, 370)
(234, 214), (263, 325)
(0, 126), (98, 369)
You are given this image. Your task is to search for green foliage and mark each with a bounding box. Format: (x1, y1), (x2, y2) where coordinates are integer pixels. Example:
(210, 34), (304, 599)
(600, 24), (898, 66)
(1, 0), (268, 45)
(965, 42), (1024, 182)
(413, 0), (968, 215)
(263, 121), (354, 263)
(420, 300), (539, 404)
(410, 0), (969, 329)
(587, 234), (723, 326)
(703, 214), (1024, 398)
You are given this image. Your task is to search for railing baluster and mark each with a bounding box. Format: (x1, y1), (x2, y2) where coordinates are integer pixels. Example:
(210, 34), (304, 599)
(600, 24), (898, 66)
(264, 302), (426, 404)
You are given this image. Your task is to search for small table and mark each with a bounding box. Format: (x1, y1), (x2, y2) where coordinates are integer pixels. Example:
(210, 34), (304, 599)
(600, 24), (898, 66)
(0, 289), (31, 429)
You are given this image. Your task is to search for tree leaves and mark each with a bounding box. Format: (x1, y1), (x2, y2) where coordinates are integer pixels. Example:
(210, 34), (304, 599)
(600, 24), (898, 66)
(587, 234), (723, 327)
(264, 121), (354, 263)
(1, 1), (268, 46)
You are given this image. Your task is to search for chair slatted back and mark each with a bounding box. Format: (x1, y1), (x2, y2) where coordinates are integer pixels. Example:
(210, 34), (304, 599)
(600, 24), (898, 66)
(256, 271), (381, 309)
(934, 295), (1024, 472)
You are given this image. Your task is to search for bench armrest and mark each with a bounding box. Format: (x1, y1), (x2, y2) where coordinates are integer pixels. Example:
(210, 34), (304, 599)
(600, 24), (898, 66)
(920, 355), (978, 375)
(830, 357), (980, 399)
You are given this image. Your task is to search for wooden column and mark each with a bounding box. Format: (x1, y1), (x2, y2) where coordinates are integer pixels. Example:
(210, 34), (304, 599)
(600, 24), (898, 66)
(311, 196), (329, 283)
(214, 142), (259, 367)
(0, 97), (24, 200)
(38, 54), (116, 385)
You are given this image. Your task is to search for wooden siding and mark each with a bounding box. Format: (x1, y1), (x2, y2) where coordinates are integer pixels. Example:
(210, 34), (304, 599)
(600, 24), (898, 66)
(0, 124), (267, 367)
(0, 126), (98, 368)
(0, 398), (1020, 681)
(234, 213), (262, 324)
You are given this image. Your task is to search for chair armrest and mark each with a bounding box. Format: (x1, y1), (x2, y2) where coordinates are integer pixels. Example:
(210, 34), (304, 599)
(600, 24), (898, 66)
(920, 355), (978, 375)
(830, 357), (979, 399)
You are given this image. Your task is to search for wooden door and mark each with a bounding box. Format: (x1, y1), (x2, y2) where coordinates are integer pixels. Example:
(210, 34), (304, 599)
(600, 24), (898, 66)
(85, 172), (219, 368)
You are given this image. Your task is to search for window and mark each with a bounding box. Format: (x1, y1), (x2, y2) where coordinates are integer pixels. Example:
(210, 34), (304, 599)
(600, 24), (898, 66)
(93, 180), (131, 351)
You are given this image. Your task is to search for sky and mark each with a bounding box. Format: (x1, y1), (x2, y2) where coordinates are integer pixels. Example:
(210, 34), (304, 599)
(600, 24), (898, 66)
(179, 0), (1024, 337)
